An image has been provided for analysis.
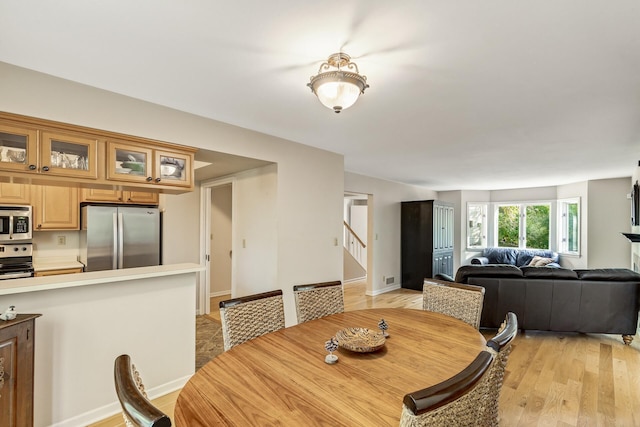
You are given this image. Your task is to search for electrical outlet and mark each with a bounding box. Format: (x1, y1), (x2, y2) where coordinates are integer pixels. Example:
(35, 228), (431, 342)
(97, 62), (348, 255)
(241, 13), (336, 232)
(57, 235), (66, 245)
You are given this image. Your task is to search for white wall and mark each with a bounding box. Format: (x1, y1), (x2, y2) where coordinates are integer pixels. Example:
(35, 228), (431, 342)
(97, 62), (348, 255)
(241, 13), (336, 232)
(32, 230), (81, 261)
(587, 177), (631, 268)
(233, 164), (278, 297)
(0, 269), (197, 427)
(344, 172), (436, 295)
(0, 61), (344, 327)
(159, 190), (201, 265)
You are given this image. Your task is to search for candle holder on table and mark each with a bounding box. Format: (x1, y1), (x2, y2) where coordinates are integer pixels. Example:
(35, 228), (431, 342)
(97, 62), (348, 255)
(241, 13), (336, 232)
(324, 337), (339, 364)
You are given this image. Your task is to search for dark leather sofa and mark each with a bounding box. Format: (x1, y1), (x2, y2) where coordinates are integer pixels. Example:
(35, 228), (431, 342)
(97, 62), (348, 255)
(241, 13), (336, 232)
(470, 247), (560, 267)
(453, 265), (640, 344)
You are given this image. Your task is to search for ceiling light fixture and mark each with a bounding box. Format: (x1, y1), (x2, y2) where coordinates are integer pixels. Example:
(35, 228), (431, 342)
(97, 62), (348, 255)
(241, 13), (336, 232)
(307, 52), (369, 113)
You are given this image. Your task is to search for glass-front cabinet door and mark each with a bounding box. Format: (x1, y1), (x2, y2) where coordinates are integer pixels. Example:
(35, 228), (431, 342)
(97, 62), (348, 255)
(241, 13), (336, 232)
(40, 131), (98, 179)
(155, 150), (193, 188)
(107, 141), (154, 184)
(0, 123), (38, 172)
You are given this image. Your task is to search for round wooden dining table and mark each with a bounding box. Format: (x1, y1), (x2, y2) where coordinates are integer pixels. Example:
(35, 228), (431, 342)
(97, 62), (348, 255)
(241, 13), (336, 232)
(174, 308), (486, 426)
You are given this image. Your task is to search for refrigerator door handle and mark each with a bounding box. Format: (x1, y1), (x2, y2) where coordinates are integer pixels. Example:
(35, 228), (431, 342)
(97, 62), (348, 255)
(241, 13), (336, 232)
(118, 212), (124, 269)
(112, 212), (118, 270)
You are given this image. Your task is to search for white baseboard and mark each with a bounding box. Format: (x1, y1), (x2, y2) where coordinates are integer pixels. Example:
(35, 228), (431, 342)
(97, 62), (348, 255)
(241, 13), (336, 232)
(366, 284), (401, 296)
(210, 289), (230, 297)
(51, 375), (191, 427)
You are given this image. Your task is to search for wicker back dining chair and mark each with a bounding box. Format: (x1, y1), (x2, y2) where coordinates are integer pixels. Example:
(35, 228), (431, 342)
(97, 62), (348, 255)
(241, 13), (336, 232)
(400, 350), (495, 426)
(293, 280), (344, 323)
(422, 279), (485, 329)
(114, 354), (171, 427)
(481, 311), (518, 426)
(219, 289), (285, 351)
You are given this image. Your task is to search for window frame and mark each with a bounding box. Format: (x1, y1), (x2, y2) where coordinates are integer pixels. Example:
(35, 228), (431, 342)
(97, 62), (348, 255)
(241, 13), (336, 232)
(466, 202), (488, 250)
(558, 197), (581, 256)
(493, 201), (553, 250)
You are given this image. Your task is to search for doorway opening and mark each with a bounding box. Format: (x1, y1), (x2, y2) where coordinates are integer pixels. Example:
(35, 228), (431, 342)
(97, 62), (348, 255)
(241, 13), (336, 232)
(343, 192), (372, 293)
(199, 177), (235, 315)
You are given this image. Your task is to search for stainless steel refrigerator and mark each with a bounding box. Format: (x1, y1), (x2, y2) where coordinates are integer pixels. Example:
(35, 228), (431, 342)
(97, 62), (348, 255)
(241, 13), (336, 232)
(80, 205), (161, 272)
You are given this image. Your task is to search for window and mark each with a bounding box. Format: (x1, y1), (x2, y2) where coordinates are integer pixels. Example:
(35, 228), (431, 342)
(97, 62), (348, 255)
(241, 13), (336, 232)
(467, 203), (487, 249)
(495, 203), (550, 249)
(559, 198), (580, 254)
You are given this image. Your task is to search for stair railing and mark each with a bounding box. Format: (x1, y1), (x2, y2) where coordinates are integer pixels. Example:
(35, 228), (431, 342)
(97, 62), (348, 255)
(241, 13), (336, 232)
(344, 221), (366, 268)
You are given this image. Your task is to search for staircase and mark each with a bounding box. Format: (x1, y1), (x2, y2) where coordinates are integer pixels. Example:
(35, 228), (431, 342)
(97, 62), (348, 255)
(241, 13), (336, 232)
(344, 221), (366, 281)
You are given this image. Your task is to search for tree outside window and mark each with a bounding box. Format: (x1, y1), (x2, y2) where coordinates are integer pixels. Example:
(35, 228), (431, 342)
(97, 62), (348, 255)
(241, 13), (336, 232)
(496, 203), (550, 249)
(497, 205), (519, 247)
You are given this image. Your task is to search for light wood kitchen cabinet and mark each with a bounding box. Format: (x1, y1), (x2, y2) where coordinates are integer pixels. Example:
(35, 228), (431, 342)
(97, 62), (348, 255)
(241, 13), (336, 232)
(0, 183), (31, 204)
(39, 131), (98, 179)
(0, 112), (196, 195)
(0, 314), (41, 427)
(107, 141), (193, 189)
(80, 188), (159, 204)
(124, 190), (159, 204)
(0, 122), (98, 179)
(0, 122), (38, 173)
(34, 267), (83, 277)
(32, 185), (79, 230)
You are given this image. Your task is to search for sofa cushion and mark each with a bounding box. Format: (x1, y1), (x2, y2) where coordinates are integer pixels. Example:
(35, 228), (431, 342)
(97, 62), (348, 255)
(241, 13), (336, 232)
(515, 249), (559, 267)
(528, 256), (555, 267)
(470, 256), (489, 265)
(521, 266), (578, 279)
(574, 268), (640, 281)
(454, 264), (523, 283)
(483, 247), (517, 265)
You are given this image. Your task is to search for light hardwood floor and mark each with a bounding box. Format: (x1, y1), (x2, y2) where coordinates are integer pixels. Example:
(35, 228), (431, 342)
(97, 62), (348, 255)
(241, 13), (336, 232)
(90, 279), (640, 426)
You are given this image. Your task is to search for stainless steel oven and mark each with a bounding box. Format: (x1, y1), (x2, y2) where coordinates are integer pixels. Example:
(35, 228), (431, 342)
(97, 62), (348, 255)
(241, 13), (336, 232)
(0, 205), (32, 242)
(0, 243), (34, 279)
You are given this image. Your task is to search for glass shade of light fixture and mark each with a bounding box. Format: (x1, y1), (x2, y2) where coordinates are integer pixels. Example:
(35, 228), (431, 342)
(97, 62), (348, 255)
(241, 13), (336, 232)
(308, 53), (369, 113)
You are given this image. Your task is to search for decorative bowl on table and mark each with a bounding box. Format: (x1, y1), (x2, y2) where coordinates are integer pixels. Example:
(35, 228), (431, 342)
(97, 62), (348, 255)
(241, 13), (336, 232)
(335, 327), (386, 353)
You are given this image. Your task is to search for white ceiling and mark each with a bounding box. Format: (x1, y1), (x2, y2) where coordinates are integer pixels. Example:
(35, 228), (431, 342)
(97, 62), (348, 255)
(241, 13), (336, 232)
(1, 1), (640, 190)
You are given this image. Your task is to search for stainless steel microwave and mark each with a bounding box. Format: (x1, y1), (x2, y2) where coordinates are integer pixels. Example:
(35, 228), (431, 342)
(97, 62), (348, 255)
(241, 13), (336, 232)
(0, 205), (32, 242)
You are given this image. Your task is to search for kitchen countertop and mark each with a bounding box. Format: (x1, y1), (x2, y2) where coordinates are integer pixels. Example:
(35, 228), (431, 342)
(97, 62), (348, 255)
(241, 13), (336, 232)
(0, 263), (204, 296)
(33, 257), (85, 272)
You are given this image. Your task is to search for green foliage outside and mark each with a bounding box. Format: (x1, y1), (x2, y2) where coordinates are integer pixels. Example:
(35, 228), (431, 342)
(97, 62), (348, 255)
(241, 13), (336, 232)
(567, 203), (579, 252)
(497, 204), (550, 249)
(497, 205), (519, 247)
(526, 205), (550, 249)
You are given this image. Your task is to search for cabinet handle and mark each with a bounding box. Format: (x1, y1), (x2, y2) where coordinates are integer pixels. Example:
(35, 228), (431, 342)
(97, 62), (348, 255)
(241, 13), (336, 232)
(146, 177), (153, 182)
(28, 164), (37, 170)
(42, 166), (50, 172)
(154, 177), (161, 183)
(37, 224), (42, 229)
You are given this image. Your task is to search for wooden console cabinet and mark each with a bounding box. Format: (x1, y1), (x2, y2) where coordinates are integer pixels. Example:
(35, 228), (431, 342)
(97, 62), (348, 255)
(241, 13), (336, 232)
(401, 200), (455, 290)
(0, 314), (41, 427)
